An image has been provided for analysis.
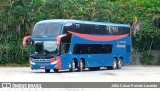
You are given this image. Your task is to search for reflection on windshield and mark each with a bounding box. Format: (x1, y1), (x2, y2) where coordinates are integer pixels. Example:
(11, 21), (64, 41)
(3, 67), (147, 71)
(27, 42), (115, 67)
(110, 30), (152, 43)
(43, 41), (57, 52)
(32, 23), (62, 37)
(31, 41), (59, 56)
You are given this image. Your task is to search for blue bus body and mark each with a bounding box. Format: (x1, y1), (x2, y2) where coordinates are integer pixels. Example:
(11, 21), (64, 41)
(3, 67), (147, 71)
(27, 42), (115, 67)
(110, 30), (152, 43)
(24, 19), (131, 72)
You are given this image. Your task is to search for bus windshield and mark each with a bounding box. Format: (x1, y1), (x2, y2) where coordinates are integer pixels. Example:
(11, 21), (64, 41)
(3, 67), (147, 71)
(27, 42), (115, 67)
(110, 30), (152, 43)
(32, 23), (62, 37)
(30, 41), (59, 57)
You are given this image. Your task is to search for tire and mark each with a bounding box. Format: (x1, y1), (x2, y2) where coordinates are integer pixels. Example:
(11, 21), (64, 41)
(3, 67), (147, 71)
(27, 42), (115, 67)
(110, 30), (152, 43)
(88, 67), (94, 71)
(70, 59), (76, 72)
(107, 58), (117, 70)
(88, 67), (100, 71)
(117, 58), (123, 69)
(78, 59), (84, 72)
(54, 69), (59, 73)
(45, 69), (50, 73)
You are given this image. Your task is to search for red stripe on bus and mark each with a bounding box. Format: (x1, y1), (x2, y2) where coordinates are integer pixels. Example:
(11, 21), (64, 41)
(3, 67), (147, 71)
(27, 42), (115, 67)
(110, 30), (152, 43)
(68, 31), (129, 41)
(56, 56), (61, 70)
(56, 34), (67, 46)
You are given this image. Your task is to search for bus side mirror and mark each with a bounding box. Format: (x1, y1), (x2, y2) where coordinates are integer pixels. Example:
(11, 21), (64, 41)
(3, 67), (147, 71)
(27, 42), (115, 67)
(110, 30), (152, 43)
(56, 34), (67, 46)
(22, 36), (31, 47)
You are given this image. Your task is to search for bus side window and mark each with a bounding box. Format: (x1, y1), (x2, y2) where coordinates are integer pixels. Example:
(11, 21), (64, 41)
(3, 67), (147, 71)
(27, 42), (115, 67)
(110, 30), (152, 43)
(74, 23), (83, 33)
(100, 25), (108, 35)
(106, 25), (110, 35)
(125, 27), (130, 35)
(61, 44), (70, 54)
(83, 24), (93, 34)
(63, 25), (73, 34)
(117, 27), (123, 35)
(76, 24), (80, 28)
(89, 24), (94, 34)
(117, 27), (130, 35)
(74, 44), (113, 54)
(110, 26), (118, 35)
(94, 25), (99, 34)
(114, 26), (118, 35)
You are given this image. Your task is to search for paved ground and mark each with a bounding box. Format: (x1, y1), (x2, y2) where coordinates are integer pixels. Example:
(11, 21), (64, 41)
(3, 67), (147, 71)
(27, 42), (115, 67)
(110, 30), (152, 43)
(0, 65), (160, 82)
(1, 65), (160, 91)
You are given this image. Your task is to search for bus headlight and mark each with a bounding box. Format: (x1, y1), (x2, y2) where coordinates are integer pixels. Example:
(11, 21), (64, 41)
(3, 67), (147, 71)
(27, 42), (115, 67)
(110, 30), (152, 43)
(30, 58), (35, 65)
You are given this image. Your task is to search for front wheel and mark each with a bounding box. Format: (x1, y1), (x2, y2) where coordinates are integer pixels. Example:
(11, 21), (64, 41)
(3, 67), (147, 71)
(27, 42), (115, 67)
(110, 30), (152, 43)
(107, 58), (117, 70)
(45, 69), (50, 73)
(54, 69), (59, 73)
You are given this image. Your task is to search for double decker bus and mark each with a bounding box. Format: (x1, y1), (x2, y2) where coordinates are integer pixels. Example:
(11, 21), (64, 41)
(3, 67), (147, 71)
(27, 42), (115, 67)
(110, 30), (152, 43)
(23, 19), (131, 73)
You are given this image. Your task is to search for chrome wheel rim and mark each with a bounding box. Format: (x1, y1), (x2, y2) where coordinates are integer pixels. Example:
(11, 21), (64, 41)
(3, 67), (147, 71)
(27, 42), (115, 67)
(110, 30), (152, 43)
(113, 59), (117, 68)
(80, 60), (83, 69)
(118, 60), (122, 68)
(73, 61), (75, 69)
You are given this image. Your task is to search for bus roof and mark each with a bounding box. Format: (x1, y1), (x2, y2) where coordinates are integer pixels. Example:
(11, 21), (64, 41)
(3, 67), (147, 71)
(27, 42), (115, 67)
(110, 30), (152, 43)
(36, 19), (130, 27)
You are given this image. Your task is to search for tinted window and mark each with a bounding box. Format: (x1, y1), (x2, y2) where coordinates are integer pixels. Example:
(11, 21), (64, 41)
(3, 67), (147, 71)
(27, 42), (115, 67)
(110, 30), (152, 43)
(117, 27), (130, 35)
(83, 24), (93, 34)
(32, 23), (62, 37)
(63, 23), (130, 35)
(61, 44), (70, 54)
(74, 23), (82, 33)
(63, 25), (73, 33)
(61, 35), (72, 54)
(74, 44), (113, 54)
(109, 26), (118, 35)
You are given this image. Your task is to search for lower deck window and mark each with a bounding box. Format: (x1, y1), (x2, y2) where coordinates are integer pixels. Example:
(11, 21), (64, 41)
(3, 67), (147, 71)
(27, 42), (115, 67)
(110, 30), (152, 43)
(74, 44), (113, 54)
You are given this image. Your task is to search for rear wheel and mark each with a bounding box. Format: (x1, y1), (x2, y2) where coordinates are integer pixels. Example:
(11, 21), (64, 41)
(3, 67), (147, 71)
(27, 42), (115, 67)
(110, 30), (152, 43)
(45, 69), (50, 73)
(117, 58), (123, 69)
(70, 59), (76, 72)
(54, 69), (59, 73)
(88, 67), (100, 71)
(78, 59), (84, 72)
(107, 58), (117, 70)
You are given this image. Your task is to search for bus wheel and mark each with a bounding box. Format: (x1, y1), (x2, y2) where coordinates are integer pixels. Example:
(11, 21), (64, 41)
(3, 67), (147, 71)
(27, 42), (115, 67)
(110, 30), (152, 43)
(54, 69), (59, 73)
(88, 67), (100, 71)
(45, 69), (50, 73)
(88, 67), (93, 71)
(70, 59), (76, 72)
(107, 58), (117, 70)
(78, 59), (84, 72)
(117, 58), (123, 69)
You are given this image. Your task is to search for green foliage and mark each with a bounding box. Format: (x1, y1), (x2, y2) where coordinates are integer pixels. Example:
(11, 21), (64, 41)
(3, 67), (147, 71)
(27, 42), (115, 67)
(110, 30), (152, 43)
(0, 44), (29, 65)
(158, 54), (160, 65)
(133, 19), (156, 52)
(0, 0), (160, 65)
(140, 53), (153, 65)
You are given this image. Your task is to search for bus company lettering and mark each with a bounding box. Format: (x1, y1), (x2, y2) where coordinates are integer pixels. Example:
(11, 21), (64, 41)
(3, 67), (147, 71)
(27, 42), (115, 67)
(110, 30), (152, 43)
(116, 41), (126, 48)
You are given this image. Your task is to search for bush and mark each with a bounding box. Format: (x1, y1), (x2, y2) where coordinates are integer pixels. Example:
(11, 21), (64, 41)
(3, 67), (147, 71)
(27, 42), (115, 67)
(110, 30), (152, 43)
(140, 53), (153, 65)
(158, 52), (160, 65)
(0, 44), (29, 66)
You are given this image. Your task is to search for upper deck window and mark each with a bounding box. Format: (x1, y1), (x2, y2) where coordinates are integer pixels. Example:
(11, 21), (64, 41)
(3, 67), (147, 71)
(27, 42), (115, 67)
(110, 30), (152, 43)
(32, 23), (62, 37)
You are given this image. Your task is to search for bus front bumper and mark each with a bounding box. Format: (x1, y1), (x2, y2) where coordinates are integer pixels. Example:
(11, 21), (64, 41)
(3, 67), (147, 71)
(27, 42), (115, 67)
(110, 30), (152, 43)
(30, 63), (56, 70)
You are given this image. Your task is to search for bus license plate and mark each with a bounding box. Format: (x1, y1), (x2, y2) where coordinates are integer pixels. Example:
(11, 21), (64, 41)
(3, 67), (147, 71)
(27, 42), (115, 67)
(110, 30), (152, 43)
(40, 66), (45, 68)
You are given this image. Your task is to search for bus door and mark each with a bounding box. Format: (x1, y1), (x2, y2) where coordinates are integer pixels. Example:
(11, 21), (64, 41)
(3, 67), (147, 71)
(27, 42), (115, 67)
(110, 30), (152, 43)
(60, 43), (70, 69)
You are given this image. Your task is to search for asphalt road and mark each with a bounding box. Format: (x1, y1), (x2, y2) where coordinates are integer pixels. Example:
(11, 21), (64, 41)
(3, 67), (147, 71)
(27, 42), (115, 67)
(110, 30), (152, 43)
(0, 65), (160, 82)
